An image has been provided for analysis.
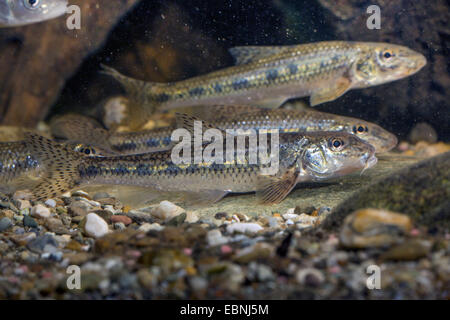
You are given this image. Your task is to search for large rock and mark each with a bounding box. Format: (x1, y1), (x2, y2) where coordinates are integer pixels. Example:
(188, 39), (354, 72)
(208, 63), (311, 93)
(322, 151), (450, 230)
(0, 0), (139, 127)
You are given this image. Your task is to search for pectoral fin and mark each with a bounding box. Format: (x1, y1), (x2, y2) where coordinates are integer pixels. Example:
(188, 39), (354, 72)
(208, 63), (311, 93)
(309, 77), (351, 106)
(256, 169), (299, 204)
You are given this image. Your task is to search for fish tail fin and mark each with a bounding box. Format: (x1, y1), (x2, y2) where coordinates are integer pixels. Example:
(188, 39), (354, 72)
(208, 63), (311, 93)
(25, 133), (85, 200)
(100, 65), (167, 129)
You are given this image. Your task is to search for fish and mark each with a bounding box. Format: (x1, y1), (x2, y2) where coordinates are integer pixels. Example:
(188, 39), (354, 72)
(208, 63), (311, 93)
(0, 140), (109, 194)
(101, 41), (427, 128)
(50, 105), (397, 155)
(9, 125), (377, 204)
(0, 0), (67, 27)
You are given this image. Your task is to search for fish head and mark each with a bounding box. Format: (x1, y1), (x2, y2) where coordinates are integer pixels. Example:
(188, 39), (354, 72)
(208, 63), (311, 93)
(352, 43), (427, 88)
(342, 119), (398, 153)
(297, 132), (377, 181)
(1, 0), (68, 27)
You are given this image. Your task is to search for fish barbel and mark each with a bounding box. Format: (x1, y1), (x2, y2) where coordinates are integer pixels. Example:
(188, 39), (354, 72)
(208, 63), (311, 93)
(0, 0), (67, 27)
(102, 41), (426, 128)
(51, 105), (397, 155)
(9, 129), (377, 204)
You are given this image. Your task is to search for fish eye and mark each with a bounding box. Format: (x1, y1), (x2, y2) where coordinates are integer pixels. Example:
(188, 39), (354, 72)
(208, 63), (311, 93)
(381, 50), (394, 60)
(84, 148), (91, 155)
(23, 0), (40, 9)
(329, 138), (345, 150)
(353, 125), (368, 134)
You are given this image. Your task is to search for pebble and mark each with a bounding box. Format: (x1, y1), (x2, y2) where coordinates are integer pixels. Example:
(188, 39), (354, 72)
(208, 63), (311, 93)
(297, 213), (318, 225)
(114, 222), (126, 230)
(16, 199), (31, 210)
(0, 217), (13, 232)
(267, 217), (279, 228)
(93, 192), (111, 201)
(214, 212), (228, 219)
(151, 201), (185, 221)
(185, 211), (199, 223)
(188, 276), (208, 291)
(138, 223), (163, 233)
(45, 218), (68, 234)
(84, 213), (109, 238)
(380, 239), (433, 261)
(23, 215), (38, 228)
(111, 215), (132, 225)
(226, 222), (263, 235)
(340, 208), (413, 248)
(409, 122), (438, 144)
(296, 268), (325, 287)
(31, 204), (51, 219)
(12, 190), (33, 200)
(234, 243), (273, 263)
(283, 213), (299, 220)
(318, 206), (331, 216)
(206, 229), (229, 246)
(44, 199), (57, 208)
(27, 235), (58, 254)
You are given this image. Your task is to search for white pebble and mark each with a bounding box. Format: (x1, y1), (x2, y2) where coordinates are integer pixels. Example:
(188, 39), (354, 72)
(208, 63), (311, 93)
(285, 219), (294, 225)
(31, 204), (51, 219)
(185, 211), (199, 223)
(17, 199), (31, 210)
(84, 213), (109, 238)
(283, 213), (298, 221)
(138, 223), (164, 232)
(226, 222), (263, 234)
(297, 214), (318, 225)
(44, 199), (56, 208)
(207, 229), (229, 246)
(151, 201), (185, 221)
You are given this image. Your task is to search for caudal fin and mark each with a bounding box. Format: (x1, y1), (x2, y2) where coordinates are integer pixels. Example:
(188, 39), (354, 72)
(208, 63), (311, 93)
(101, 65), (166, 129)
(25, 133), (85, 200)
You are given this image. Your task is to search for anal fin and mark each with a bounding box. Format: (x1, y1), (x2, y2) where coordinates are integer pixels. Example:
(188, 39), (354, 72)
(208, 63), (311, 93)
(310, 77), (351, 106)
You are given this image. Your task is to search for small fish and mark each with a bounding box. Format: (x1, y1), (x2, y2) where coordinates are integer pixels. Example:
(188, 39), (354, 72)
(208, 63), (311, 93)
(9, 128), (377, 204)
(0, 0), (67, 27)
(101, 41), (426, 128)
(50, 105), (397, 155)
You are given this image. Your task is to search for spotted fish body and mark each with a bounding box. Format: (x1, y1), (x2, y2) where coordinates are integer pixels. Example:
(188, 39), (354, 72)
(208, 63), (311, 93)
(102, 41), (426, 128)
(51, 106), (397, 155)
(17, 132), (376, 204)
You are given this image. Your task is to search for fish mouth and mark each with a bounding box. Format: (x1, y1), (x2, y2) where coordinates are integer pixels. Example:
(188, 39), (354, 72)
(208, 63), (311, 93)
(405, 53), (427, 74)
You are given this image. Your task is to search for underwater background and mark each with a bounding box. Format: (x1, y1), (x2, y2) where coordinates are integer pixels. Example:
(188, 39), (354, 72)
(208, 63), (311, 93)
(0, 0), (448, 300)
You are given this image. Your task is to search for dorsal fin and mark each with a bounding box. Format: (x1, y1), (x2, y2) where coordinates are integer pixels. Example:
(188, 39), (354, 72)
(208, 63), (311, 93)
(229, 46), (292, 65)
